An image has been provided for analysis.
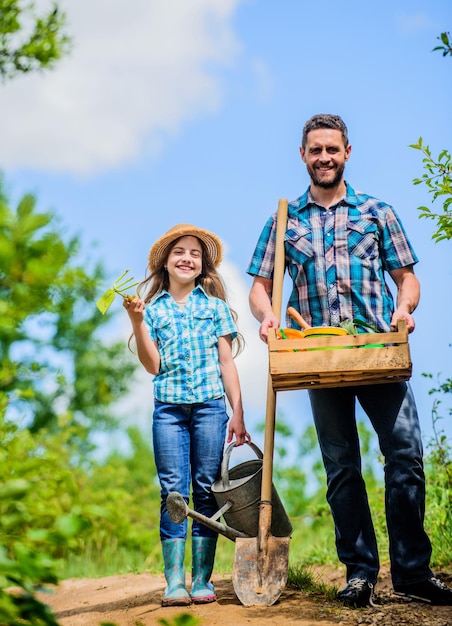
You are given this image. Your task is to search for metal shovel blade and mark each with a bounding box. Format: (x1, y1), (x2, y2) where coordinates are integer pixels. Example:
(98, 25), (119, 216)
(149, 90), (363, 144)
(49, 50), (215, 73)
(232, 503), (290, 606)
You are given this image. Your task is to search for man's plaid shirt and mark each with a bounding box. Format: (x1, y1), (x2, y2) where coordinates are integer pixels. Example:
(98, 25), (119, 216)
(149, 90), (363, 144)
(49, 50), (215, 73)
(247, 182), (418, 332)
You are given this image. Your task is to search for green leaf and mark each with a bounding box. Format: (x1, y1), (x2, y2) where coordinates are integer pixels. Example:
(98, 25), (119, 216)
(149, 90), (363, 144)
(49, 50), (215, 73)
(352, 318), (380, 333)
(0, 0), (71, 81)
(54, 514), (85, 538)
(0, 479), (30, 499)
(339, 320), (357, 335)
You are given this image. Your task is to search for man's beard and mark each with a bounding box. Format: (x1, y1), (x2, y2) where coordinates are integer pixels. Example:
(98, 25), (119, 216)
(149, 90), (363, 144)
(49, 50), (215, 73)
(308, 163), (345, 189)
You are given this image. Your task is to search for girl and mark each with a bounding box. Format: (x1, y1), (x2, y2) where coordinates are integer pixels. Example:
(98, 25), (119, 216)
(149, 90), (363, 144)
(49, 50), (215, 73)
(124, 223), (250, 607)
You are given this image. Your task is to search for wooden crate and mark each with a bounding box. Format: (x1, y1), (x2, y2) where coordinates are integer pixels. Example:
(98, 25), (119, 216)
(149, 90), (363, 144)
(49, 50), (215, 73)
(268, 320), (412, 391)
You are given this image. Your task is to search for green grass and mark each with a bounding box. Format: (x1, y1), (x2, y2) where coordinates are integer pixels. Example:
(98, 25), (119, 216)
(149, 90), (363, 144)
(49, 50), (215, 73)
(59, 516), (340, 580)
(157, 615), (201, 626)
(287, 564), (338, 600)
(60, 544), (162, 579)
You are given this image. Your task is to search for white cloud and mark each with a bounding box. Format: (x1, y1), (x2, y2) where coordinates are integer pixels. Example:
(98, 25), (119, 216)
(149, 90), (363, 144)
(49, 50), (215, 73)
(396, 12), (435, 34)
(1, 0), (243, 174)
(250, 57), (275, 104)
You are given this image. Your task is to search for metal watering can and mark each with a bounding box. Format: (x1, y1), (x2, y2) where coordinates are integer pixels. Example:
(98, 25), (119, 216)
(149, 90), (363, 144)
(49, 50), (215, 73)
(166, 441), (292, 542)
(212, 441), (293, 538)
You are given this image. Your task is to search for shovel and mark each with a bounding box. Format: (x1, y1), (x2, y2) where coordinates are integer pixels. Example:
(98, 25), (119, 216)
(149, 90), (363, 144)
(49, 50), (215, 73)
(232, 198), (290, 607)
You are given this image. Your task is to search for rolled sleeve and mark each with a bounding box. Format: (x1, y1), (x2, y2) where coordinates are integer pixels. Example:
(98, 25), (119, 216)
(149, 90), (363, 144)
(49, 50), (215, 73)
(246, 214), (277, 278)
(381, 207), (419, 271)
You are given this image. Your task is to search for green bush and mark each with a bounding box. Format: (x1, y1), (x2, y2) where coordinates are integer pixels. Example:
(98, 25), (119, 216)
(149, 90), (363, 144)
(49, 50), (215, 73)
(0, 414), (162, 622)
(423, 375), (452, 565)
(0, 413), (87, 625)
(63, 426), (162, 578)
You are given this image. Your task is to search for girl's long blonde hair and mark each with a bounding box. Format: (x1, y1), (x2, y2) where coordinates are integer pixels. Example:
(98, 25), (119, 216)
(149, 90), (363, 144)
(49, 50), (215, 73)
(136, 236), (244, 357)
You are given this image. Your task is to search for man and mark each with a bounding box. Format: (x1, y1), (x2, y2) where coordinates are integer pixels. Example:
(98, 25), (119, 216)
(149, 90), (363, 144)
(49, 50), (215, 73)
(247, 113), (452, 608)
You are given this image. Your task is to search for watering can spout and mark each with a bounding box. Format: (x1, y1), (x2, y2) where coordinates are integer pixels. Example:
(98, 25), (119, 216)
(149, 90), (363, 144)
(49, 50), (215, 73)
(166, 491), (249, 542)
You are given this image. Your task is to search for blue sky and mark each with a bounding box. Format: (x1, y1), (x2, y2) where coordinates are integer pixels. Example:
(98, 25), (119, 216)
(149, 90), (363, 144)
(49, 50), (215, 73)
(3, 0), (451, 457)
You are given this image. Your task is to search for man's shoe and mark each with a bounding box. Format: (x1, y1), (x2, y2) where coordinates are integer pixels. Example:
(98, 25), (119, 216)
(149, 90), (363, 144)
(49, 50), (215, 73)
(394, 576), (452, 605)
(337, 578), (374, 608)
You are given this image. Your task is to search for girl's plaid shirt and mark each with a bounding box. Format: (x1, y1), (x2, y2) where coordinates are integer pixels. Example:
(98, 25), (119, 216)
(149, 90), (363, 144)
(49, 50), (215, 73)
(145, 285), (237, 403)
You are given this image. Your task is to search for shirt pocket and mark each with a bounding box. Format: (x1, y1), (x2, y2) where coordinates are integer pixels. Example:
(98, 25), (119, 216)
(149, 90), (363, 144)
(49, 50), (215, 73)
(347, 219), (379, 260)
(154, 315), (175, 342)
(193, 308), (216, 336)
(285, 226), (314, 263)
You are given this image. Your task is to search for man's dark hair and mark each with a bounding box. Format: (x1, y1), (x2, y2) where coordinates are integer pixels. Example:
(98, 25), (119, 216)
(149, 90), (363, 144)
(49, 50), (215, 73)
(301, 114), (349, 149)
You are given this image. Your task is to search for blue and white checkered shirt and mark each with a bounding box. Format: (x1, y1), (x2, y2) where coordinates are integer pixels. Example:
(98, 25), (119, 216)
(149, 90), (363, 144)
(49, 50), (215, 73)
(247, 182), (419, 332)
(144, 285), (237, 403)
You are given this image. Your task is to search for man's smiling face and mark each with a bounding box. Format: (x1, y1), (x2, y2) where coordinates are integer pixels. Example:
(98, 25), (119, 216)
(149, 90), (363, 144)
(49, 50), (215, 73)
(300, 128), (351, 189)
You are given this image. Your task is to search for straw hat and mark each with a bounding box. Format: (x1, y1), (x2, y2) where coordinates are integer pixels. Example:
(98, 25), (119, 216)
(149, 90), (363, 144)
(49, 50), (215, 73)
(148, 224), (223, 271)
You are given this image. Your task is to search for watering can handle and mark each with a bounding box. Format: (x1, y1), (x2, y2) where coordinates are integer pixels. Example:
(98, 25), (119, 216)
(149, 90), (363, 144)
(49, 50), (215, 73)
(220, 441), (264, 488)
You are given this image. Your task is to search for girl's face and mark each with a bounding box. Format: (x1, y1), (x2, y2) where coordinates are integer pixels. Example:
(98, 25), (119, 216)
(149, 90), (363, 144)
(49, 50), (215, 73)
(166, 236), (203, 286)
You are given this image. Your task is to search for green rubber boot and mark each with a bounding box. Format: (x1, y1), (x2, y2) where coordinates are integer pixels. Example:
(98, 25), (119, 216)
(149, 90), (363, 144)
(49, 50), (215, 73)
(190, 536), (217, 604)
(161, 539), (191, 607)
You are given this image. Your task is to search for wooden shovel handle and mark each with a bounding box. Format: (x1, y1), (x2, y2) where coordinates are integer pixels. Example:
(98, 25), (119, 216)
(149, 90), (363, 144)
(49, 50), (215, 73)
(287, 306), (311, 330)
(261, 199), (288, 504)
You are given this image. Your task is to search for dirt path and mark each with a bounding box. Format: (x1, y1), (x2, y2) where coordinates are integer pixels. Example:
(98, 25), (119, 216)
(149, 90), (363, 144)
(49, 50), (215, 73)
(38, 567), (452, 626)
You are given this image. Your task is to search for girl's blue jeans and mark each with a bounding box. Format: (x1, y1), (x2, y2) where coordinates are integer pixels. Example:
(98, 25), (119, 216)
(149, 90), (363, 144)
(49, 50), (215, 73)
(308, 382), (433, 585)
(153, 398), (228, 540)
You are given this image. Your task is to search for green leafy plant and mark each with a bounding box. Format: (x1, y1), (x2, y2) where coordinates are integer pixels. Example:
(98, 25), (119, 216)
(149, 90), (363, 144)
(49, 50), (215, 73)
(158, 614), (201, 626)
(339, 318), (380, 335)
(410, 138), (452, 242)
(0, 176), (138, 438)
(287, 564), (338, 600)
(63, 426), (161, 579)
(0, 0), (71, 81)
(0, 415), (88, 625)
(433, 31), (452, 57)
(0, 413), (164, 621)
(409, 32), (452, 242)
(422, 374), (452, 565)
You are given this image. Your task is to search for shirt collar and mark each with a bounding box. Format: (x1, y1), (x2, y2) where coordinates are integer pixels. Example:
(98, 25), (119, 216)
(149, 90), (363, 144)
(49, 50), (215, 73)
(151, 284), (208, 304)
(292, 181), (359, 212)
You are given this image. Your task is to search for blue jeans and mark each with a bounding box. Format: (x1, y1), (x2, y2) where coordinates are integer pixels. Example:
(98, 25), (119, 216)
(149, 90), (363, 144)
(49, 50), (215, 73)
(153, 398), (228, 540)
(308, 382), (433, 585)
